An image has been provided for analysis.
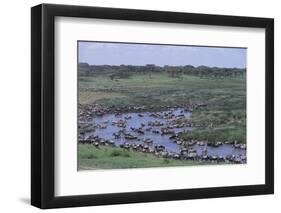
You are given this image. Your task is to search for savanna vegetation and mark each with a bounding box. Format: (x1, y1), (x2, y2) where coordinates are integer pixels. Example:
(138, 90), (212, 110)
(78, 63), (246, 169)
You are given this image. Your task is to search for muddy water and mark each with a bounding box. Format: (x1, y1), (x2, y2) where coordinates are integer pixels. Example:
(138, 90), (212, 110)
(84, 108), (246, 157)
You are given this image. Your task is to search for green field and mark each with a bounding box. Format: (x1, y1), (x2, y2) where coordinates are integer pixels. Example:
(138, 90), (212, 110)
(79, 144), (206, 170)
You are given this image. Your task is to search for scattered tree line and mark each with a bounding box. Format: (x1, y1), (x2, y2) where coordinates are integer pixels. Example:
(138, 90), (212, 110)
(79, 63), (246, 79)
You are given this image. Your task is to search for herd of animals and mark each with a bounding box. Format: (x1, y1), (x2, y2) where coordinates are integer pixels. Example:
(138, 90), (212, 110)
(79, 104), (247, 164)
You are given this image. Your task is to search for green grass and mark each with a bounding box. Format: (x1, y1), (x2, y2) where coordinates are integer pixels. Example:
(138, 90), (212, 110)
(78, 144), (204, 170)
(179, 126), (246, 143)
(79, 74), (245, 109)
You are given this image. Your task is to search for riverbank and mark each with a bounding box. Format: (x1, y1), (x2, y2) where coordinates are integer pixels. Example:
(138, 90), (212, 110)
(79, 144), (207, 170)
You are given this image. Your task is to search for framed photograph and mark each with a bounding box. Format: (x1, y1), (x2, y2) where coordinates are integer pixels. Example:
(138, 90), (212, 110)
(31, 4), (274, 209)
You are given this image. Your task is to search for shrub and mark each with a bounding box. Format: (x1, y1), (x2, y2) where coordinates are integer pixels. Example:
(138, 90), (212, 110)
(163, 159), (170, 164)
(87, 153), (97, 159)
(110, 150), (122, 157)
(109, 149), (131, 157)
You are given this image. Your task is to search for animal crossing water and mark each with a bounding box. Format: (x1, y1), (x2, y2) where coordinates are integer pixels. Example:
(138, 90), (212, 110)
(82, 108), (246, 158)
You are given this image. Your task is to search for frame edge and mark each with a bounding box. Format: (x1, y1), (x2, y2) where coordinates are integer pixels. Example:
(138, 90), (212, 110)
(265, 18), (274, 194)
(31, 4), (43, 208)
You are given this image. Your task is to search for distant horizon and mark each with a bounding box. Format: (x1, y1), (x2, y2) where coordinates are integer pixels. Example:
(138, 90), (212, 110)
(79, 62), (246, 69)
(78, 41), (247, 68)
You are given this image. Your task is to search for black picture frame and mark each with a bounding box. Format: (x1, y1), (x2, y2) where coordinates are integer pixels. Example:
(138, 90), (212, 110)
(31, 3), (274, 209)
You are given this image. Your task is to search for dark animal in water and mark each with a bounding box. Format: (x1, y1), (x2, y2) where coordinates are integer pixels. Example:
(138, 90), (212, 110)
(124, 133), (137, 140)
(154, 144), (165, 152)
(124, 115), (132, 120)
(169, 134), (178, 139)
(143, 138), (153, 144)
(113, 132), (121, 138)
(160, 128), (175, 135)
